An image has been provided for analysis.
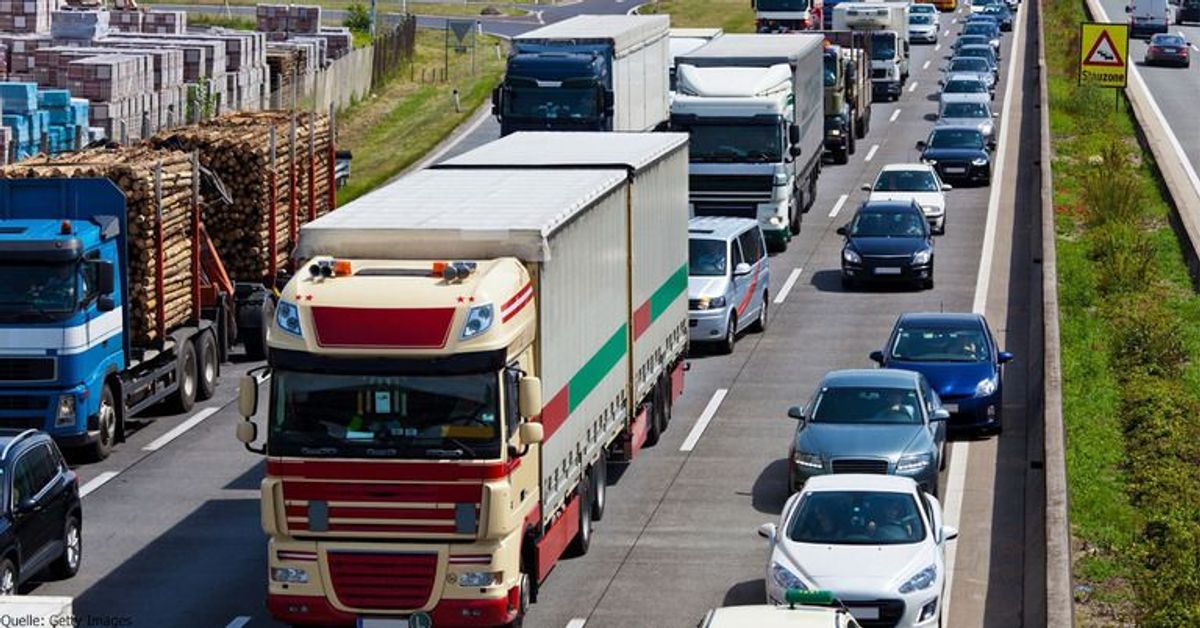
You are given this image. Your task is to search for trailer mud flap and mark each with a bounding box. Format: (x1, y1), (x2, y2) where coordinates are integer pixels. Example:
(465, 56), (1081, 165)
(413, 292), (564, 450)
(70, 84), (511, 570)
(670, 361), (685, 403)
(535, 493), (581, 583)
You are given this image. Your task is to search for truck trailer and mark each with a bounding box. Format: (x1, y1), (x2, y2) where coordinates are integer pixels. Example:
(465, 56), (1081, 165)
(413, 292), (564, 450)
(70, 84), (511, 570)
(822, 30), (873, 163)
(493, 15), (670, 135)
(235, 133), (690, 627)
(753, 0), (825, 33)
(670, 28), (723, 94)
(672, 33), (826, 250)
(832, 2), (910, 101)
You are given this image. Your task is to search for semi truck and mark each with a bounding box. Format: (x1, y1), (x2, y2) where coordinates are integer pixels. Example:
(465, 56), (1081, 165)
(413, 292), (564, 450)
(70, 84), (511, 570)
(234, 132), (690, 627)
(832, 3), (909, 101)
(492, 15), (670, 135)
(672, 34), (826, 251)
(822, 31), (873, 164)
(753, 0), (824, 32)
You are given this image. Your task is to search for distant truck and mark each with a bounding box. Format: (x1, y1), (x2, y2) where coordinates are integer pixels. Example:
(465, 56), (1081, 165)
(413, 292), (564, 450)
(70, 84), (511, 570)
(822, 31), (873, 164)
(493, 15), (670, 135)
(236, 132), (690, 627)
(0, 178), (274, 459)
(1128, 0), (1170, 38)
(672, 34), (826, 251)
(753, 0), (825, 32)
(670, 28), (723, 93)
(833, 3), (910, 101)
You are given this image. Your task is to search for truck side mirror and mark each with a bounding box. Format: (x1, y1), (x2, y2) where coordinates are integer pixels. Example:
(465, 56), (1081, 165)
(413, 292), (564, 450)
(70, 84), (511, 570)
(95, 260), (115, 294)
(519, 376), (542, 419)
(789, 146), (802, 158)
(519, 422), (544, 446)
(789, 124), (801, 144)
(235, 420), (257, 445)
(238, 375), (258, 419)
(97, 296), (115, 312)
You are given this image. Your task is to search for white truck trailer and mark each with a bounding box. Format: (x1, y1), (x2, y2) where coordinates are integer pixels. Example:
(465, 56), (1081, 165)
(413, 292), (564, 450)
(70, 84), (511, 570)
(833, 2), (910, 101)
(672, 33), (826, 251)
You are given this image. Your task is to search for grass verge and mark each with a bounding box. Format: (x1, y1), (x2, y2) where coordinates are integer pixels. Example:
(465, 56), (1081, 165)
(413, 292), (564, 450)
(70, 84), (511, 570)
(186, 13), (258, 30)
(638, 0), (754, 32)
(1047, 0), (1200, 625)
(335, 29), (505, 204)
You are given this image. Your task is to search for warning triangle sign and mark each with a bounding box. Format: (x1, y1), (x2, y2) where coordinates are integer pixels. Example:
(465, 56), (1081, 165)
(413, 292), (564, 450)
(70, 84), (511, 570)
(1084, 30), (1124, 67)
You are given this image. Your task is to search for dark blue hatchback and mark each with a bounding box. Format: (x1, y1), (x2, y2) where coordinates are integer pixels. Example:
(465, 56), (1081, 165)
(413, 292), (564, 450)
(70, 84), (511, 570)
(870, 313), (1012, 434)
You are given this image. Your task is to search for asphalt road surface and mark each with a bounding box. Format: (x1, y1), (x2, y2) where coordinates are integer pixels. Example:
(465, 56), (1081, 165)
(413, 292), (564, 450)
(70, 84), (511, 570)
(28, 2), (1048, 627)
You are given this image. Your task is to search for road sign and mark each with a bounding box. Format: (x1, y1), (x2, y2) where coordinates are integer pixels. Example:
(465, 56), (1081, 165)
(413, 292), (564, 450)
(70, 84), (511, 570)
(1079, 22), (1129, 87)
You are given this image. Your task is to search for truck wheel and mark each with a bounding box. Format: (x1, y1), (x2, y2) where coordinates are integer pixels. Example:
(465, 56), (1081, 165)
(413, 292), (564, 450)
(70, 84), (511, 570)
(169, 340), (198, 414)
(645, 383), (664, 447)
(242, 299), (273, 361)
(505, 572), (532, 628)
(848, 126), (858, 155)
(591, 453), (607, 521)
(834, 146), (850, 165)
(49, 515), (81, 579)
(858, 112), (870, 138)
(88, 383), (118, 462)
(196, 331), (218, 401)
(568, 478), (592, 557)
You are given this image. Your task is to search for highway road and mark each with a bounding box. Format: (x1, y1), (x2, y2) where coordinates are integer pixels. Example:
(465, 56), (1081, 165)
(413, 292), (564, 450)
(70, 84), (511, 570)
(24, 3), (1047, 627)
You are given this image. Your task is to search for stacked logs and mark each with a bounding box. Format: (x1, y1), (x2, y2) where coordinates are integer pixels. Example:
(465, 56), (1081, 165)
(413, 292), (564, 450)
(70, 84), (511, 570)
(151, 111), (333, 282)
(0, 147), (198, 345)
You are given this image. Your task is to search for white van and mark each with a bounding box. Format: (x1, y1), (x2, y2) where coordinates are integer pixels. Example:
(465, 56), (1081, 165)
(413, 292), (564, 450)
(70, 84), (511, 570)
(1128, 0), (1171, 38)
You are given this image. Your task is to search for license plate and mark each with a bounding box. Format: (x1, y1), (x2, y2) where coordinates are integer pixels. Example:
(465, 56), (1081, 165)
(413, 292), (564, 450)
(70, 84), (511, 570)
(874, 267), (902, 275)
(358, 619), (412, 628)
(944, 403), (959, 413)
(944, 166), (966, 174)
(849, 607), (881, 620)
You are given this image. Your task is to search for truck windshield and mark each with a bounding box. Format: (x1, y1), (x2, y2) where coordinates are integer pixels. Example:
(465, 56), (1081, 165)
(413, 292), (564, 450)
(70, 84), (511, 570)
(756, 0), (810, 10)
(269, 370), (503, 460)
(505, 85), (598, 121)
(686, 124), (783, 162)
(824, 54), (839, 87)
(0, 263), (79, 319)
(871, 33), (896, 60)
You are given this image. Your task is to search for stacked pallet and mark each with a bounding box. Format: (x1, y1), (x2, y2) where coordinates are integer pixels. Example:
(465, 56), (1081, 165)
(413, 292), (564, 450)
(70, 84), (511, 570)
(256, 4), (320, 36)
(0, 82), (86, 159)
(150, 111), (333, 282)
(49, 8), (108, 40)
(319, 26), (351, 60)
(141, 9), (184, 34)
(2, 34), (52, 75)
(0, 146), (198, 343)
(107, 8), (140, 33)
(0, 0), (57, 34)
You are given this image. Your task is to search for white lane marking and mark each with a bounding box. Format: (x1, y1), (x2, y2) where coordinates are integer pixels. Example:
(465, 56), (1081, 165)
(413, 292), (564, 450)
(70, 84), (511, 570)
(935, 42), (943, 53)
(680, 389), (728, 452)
(944, 0), (1025, 621)
(890, 108), (902, 122)
(864, 144), (880, 162)
(909, 81), (920, 93)
(143, 407), (221, 452)
(774, 268), (804, 304)
(565, 620), (587, 628)
(828, 193), (849, 218)
(943, 29), (950, 36)
(80, 471), (119, 498)
(952, 17), (958, 23)
(225, 618), (251, 628)
(924, 59), (932, 70)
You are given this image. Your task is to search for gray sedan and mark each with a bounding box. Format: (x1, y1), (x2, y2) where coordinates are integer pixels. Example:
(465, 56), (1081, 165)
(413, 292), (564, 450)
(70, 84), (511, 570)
(787, 369), (949, 495)
(936, 100), (998, 143)
(939, 73), (994, 107)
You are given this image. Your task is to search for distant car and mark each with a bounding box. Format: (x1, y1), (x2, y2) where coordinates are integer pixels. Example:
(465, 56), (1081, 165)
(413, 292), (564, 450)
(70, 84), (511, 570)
(961, 21), (1002, 51)
(910, 2), (941, 21)
(951, 34), (994, 58)
(939, 73), (994, 107)
(0, 430), (82, 595)
(954, 44), (1000, 78)
(982, 3), (1014, 29)
(908, 14), (939, 43)
(759, 474), (958, 627)
(871, 312), (1014, 434)
(944, 57), (997, 91)
(838, 200), (935, 290)
(1144, 33), (1191, 66)
(970, 0), (997, 13)
(936, 100), (997, 143)
(1179, 0), (1200, 24)
(700, 593), (864, 628)
(863, 164), (951, 234)
(918, 126), (994, 186)
(687, 217), (770, 354)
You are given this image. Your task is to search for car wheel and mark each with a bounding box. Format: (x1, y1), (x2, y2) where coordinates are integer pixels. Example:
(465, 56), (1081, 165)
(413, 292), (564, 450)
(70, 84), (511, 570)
(169, 340), (198, 413)
(196, 330), (218, 401)
(750, 293), (769, 333)
(88, 383), (118, 462)
(50, 516), (82, 579)
(0, 559), (14, 596)
(718, 314), (737, 354)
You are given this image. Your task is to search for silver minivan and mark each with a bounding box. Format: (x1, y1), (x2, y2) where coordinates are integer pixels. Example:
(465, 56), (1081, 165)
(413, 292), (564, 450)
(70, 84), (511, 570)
(688, 216), (771, 353)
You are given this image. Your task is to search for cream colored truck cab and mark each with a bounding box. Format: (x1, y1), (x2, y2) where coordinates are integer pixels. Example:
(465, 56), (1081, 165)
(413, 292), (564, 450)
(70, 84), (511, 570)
(236, 133), (690, 627)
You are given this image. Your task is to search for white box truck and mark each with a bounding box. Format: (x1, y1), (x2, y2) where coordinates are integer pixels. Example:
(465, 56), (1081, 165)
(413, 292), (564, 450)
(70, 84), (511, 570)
(672, 33), (826, 251)
(236, 136), (690, 627)
(833, 2), (910, 101)
(493, 15), (670, 135)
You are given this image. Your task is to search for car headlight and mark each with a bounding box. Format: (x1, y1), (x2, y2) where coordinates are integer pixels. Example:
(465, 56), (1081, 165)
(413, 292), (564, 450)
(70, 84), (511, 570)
(55, 394), (76, 427)
(793, 451), (823, 470)
(771, 562), (807, 591)
(899, 565), (938, 593)
(829, 128), (842, 137)
(912, 249), (933, 265)
(453, 571), (500, 587)
(695, 296), (727, 310)
(275, 300), (303, 337)
(981, 122), (994, 135)
(921, 204), (943, 216)
(272, 567), (309, 584)
(972, 157), (990, 166)
(843, 248), (861, 264)
(774, 172), (789, 186)
(461, 303), (495, 340)
(976, 376), (998, 397)
(897, 453), (932, 474)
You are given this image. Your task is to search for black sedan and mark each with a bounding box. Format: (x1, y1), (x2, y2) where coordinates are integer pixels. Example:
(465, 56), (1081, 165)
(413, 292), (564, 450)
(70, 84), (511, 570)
(918, 126), (994, 186)
(838, 200), (935, 290)
(1144, 33), (1191, 67)
(981, 4), (1013, 30)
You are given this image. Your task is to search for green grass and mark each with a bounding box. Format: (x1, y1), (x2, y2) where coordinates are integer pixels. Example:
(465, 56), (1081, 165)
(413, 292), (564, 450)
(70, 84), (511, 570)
(335, 30), (505, 204)
(186, 13), (258, 30)
(638, 0), (755, 32)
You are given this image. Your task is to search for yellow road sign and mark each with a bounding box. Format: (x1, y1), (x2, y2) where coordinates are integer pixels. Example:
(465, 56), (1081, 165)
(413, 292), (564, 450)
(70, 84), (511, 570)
(1079, 22), (1129, 87)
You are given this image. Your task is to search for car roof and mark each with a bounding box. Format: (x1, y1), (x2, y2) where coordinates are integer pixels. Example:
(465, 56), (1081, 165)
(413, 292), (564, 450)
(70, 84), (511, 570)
(803, 473), (920, 492)
(822, 368), (920, 388)
(0, 429), (44, 460)
(704, 605), (848, 627)
(856, 199), (921, 215)
(879, 163), (935, 172)
(897, 312), (985, 329)
(689, 216), (759, 241)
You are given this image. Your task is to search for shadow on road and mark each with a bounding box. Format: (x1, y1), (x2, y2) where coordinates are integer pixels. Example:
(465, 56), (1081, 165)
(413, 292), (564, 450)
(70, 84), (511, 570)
(722, 578), (767, 606)
(751, 459), (791, 516)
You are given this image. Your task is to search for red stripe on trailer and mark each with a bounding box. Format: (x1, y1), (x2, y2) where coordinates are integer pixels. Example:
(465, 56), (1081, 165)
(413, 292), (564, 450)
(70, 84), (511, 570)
(292, 522), (460, 534)
(632, 300), (652, 341)
(536, 493), (581, 583)
(539, 387), (570, 440)
(269, 458), (513, 482)
(671, 360), (685, 403)
(311, 306), (455, 348)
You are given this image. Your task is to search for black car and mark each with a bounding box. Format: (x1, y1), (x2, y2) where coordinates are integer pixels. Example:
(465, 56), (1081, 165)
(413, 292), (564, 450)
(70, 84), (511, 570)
(981, 4), (1014, 30)
(1144, 33), (1191, 67)
(0, 430), (81, 594)
(918, 126), (994, 186)
(838, 200), (935, 290)
(1180, 0), (1200, 24)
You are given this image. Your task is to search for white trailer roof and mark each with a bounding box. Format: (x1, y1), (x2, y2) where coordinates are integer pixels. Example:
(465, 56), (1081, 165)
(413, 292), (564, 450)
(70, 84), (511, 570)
(514, 15), (669, 55)
(677, 33), (824, 66)
(670, 27), (723, 39)
(296, 168), (626, 262)
(438, 132), (688, 172)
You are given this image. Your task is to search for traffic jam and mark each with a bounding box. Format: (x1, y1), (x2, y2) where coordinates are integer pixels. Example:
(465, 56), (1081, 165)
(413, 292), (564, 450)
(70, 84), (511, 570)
(0, 0), (1019, 626)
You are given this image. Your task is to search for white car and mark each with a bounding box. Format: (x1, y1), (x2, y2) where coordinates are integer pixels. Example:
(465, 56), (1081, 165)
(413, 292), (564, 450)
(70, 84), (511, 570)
(863, 164), (951, 234)
(700, 595), (863, 627)
(909, 2), (940, 24)
(759, 475), (958, 628)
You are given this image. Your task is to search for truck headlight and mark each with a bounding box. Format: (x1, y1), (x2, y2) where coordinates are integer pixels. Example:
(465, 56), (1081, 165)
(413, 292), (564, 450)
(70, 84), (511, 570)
(899, 565), (937, 593)
(461, 303), (495, 340)
(897, 453), (932, 474)
(276, 300), (303, 337)
(272, 567), (309, 584)
(976, 376), (998, 397)
(453, 571), (500, 587)
(912, 249), (933, 265)
(843, 248), (861, 264)
(773, 172), (789, 186)
(769, 215), (786, 226)
(55, 395), (76, 427)
(793, 451), (823, 470)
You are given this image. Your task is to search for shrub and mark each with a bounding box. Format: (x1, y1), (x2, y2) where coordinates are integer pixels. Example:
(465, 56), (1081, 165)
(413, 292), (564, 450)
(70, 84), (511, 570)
(1082, 142), (1145, 228)
(1086, 222), (1156, 295)
(344, 3), (372, 35)
(1104, 293), (1188, 380)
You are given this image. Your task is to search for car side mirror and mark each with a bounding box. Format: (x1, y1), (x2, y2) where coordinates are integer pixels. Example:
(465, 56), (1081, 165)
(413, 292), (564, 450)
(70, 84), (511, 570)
(519, 376), (543, 418)
(1125, 4), (1131, 11)
(916, 140), (927, 150)
(789, 123), (801, 144)
(758, 522), (778, 541)
(942, 525), (959, 541)
(836, 226), (848, 236)
(932, 408), (951, 422)
(15, 496), (38, 515)
(869, 350), (885, 365)
(95, 260), (115, 294)
(941, 184), (953, 191)
(861, 183), (872, 192)
(992, 112), (1000, 118)
(789, 145), (802, 158)
(998, 351), (1014, 364)
(238, 375), (259, 419)
(733, 262), (753, 277)
(519, 422), (544, 446)
(787, 405), (807, 420)
(97, 295), (115, 312)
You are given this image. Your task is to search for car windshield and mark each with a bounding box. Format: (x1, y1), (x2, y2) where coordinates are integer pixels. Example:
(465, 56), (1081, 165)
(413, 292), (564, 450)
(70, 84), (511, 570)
(269, 370), (503, 459)
(983, 5), (1008, 15)
(928, 128), (985, 149)
(973, 0), (995, 6)
(945, 78), (987, 93)
(810, 385), (923, 424)
(871, 32), (896, 60)
(848, 209), (927, 237)
(965, 24), (995, 36)
(0, 262), (80, 319)
(911, 4), (935, 13)
(942, 102), (989, 119)
(685, 123), (783, 162)
(824, 53), (838, 87)
(957, 36), (988, 48)
(950, 58), (991, 73)
(504, 85), (598, 120)
(789, 491), (927, 545)
(958, 48), (994, 63)
(891, 326), (991, 362)
(689, 238), (727, 276)
(873, 170), (940, 192)
(1152, 35), (1185, 46)
(910, 15), (934, 24)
